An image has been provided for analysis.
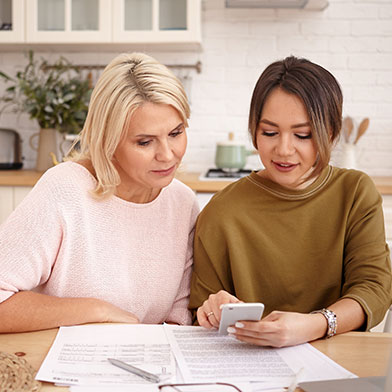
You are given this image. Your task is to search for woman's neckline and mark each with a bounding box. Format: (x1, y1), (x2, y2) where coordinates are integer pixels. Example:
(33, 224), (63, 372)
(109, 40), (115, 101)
(246, 165), (333, 200)
(65, 161), (164, 206)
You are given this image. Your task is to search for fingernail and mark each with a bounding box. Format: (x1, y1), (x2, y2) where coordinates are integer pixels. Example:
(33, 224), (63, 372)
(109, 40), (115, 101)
(227, 327), (236, 333)
(235, 322), (244, 328)
(219, 304), (224, 309)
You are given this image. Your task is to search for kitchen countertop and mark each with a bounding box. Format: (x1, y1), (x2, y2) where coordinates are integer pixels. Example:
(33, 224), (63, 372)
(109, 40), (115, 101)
(1, 169), (392, 195)
(178, 172), (392, 194)
(0, 170), (44, 187)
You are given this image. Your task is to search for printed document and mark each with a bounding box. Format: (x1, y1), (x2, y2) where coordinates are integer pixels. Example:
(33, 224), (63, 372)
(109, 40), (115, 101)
(36, 324), (175, 386)
(164, 325), (355, 386)
(36, 324), (355, 389)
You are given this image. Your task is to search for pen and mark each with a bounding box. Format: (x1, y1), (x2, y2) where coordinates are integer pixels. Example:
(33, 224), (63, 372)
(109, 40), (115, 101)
(108, 358), (161, 383)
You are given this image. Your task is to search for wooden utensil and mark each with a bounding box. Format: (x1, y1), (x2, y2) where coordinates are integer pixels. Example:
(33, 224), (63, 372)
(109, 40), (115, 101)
(342, 116), (354, 143)
(353, 118), (370, 144)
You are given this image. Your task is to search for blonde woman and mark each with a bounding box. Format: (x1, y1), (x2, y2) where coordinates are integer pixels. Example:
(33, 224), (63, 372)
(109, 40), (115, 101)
(0, 53), (199, 333)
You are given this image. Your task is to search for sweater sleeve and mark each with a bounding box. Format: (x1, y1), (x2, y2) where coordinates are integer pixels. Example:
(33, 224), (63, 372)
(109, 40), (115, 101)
(166, 198), (200, 325)
(341, 174), (392, 329)
(0, 172), (63, 303)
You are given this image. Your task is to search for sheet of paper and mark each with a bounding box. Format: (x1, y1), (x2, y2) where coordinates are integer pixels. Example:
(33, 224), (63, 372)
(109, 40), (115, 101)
(164, 325), (293, 384)
(277, 343), (356, 382)
(36, 324), (175, 386)
(70, 386), (162, 392)
(164, 325), (356, 388)
(69, 383), (254, 392)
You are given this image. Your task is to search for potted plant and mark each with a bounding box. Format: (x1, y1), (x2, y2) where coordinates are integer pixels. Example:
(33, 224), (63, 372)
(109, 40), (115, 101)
(0, 51), (92, 171)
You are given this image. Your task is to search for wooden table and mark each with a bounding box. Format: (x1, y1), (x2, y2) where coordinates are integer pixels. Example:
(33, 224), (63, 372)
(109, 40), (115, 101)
(0, 329), (391, 391)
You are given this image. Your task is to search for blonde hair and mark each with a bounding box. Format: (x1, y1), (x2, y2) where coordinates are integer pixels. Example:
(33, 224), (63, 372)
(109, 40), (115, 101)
(70, 52), (190, 198)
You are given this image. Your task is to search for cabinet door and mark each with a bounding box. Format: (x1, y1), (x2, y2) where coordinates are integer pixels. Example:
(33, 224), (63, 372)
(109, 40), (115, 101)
(0, 0), (24, 42)
(0, 186), (13, 224)
(383, 195), (392, 247)
(196, 192), (214, 210)
(13, 186), (31, 208)
(26, 0), (111, 43)
(112, 0), (201, 44)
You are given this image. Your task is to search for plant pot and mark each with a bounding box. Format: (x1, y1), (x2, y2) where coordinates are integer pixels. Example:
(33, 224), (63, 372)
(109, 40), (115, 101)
(29, 128), (61, 172)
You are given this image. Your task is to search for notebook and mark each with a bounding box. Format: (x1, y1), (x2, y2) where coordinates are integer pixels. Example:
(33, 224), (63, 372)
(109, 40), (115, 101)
(299, 376), (385, 392)
(299, 351), (392, 392)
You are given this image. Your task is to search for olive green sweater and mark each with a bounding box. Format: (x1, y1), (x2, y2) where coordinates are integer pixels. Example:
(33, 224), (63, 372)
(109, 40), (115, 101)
(189, 166), (392, 329)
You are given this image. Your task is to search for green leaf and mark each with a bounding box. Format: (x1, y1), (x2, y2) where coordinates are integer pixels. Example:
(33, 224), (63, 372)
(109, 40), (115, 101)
(0, 70), (13, 81)
(0, 50), (92, 133)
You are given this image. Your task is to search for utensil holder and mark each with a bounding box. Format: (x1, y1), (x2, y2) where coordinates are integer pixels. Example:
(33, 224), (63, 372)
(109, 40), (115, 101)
(340, 143), (357, 170)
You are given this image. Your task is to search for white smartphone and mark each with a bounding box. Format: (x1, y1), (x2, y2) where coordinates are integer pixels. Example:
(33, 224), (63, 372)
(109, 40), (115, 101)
(218, 302), (264, 335)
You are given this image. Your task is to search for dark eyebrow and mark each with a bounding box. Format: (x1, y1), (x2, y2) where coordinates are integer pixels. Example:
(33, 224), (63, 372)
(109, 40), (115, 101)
(135, 123), (184, 138)
(291, 122), (311, 129)
(259, 119), (310, 129)
(259, 119), (278, 127)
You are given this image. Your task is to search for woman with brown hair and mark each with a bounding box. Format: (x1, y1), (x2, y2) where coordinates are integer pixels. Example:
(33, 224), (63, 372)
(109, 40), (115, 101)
(189, 56), (391, 347)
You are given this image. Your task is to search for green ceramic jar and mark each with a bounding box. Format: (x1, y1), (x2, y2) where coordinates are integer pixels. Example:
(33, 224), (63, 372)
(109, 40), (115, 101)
(215, 133), (257, 170)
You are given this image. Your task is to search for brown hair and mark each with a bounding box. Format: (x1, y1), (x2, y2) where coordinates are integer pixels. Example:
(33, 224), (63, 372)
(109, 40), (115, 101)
(248, 56), (343, 180)
(70, 52), (190, 198)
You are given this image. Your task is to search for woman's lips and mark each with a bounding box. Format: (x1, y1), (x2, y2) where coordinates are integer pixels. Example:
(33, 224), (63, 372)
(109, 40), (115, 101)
(151, 165), (176, 176)
(272, 161), (298, 172)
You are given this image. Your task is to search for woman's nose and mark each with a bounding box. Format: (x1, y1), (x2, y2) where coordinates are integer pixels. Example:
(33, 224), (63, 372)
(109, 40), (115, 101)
(156, 141), (174, 162)
(275, 135), (295, 156)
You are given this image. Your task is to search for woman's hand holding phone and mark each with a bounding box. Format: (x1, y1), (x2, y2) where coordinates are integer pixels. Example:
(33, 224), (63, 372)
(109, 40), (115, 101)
(197, 290), (242, 329)
(197, 292), (326, 347)
(219, 303), (264, 334)
(228, 311), (329, 348)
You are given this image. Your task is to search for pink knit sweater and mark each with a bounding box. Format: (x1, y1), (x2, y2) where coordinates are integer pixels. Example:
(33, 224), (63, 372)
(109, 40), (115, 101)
(0, 162), (199, 325)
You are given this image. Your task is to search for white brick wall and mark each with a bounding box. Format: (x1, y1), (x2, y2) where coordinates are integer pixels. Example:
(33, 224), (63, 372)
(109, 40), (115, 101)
(0, 0), (391, 174)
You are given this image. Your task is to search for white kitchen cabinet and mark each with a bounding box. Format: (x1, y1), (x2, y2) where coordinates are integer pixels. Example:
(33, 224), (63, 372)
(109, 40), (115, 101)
(13, 185), (31, 206)
(383, 195), (392, 247)
(1, 0), (201, 46)
(0, 185), (31, 224)
(196, 192), (214, 210)
(0, 186), (13, 223)
(25, 0), (112, 43)
(0, 0), (24, 42)
(372, 194), (392, 334)
(113, 0), (201, 44)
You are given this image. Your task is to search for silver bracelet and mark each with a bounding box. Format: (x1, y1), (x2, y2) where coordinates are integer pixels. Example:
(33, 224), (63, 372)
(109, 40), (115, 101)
(311, 308), (337, 338)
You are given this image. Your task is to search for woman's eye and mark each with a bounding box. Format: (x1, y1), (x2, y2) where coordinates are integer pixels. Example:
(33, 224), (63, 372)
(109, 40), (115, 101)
(261, 131), (277, 137)
(170, 130), (183, 138)
(137, 140), (151, 146)
(295, 133), (312, 140)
